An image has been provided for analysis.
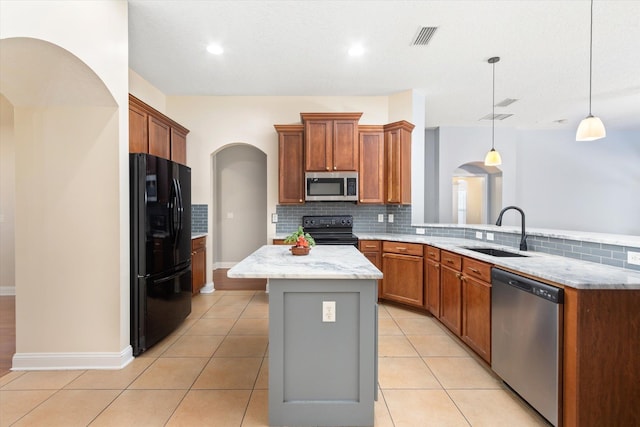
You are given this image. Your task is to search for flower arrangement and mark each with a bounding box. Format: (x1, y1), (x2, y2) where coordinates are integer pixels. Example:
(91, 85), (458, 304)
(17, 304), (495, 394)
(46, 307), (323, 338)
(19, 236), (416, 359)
(283, 226), (315, 255)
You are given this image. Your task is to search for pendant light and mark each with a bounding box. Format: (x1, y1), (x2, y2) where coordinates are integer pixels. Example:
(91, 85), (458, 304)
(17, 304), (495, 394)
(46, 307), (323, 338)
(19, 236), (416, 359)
(576, 0), (606, 141)
(484, 56), (502, 166)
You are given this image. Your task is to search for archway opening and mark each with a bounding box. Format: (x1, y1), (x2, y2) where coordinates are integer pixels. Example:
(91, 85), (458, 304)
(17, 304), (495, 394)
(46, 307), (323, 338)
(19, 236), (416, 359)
(451, 161), (502, 225)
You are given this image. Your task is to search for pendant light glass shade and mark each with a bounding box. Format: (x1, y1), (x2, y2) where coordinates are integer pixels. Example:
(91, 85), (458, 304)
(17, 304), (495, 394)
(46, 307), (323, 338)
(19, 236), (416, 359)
(484, 56), (502, 166)
(577, 0), (606, 141)
(484, 148), (502, 166)
(576, 115), (606, 141)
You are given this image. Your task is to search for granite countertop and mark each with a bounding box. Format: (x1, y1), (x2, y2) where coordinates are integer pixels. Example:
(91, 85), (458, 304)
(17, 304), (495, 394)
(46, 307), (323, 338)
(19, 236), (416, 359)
(191, 233), (207, 239)
(356, 233), (640, 290)
(227, 245), (383, 280)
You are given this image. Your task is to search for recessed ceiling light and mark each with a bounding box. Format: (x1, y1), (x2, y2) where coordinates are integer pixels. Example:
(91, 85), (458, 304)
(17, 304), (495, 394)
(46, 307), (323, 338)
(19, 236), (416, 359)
(348, 44), (364, 56)
(206, 44), (224, 55)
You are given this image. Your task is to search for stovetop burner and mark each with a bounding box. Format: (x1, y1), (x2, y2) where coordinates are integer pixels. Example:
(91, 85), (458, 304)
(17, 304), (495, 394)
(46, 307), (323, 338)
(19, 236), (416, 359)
(302, 215), (358, 246)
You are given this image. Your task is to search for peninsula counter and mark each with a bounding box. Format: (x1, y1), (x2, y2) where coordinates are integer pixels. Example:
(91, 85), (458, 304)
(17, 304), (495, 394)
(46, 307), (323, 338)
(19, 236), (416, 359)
(228, 245), (382, 427)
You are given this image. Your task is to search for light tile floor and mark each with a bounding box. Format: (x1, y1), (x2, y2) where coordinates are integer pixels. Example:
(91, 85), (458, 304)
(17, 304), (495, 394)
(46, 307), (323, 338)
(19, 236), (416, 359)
(0, 291), (550, 426)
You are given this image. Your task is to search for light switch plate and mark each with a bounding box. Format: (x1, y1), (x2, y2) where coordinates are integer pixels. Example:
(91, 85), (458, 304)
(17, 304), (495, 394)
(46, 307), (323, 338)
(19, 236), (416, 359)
(416, 228), (425, 235)
(271, 213), (278, 223)
(378, 214), (384, 223)
(486, 232), (494, 241)
(388, 214), (394, 223)
(475, 231), (483, 239)
(322, 301), (336, 322)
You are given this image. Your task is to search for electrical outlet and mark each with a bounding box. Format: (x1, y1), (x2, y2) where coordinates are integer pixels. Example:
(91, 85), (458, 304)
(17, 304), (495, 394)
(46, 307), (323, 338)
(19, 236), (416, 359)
(475, 231), (483, 239)
(416, 228), (425, 235)
(322, 301), (336, 322)
(388, 214), (394, 223)
(377, 214), (384, 223)
(271, 213), (278, 223)
(486, 232), (494, 241)
(628, 251), (640, 266)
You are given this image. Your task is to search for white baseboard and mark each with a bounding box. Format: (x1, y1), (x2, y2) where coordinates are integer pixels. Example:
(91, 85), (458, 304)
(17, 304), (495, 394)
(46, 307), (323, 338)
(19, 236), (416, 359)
(12, 346), (134, 371)
(199, 281), (215, 293)
(0, 286), (16, 296)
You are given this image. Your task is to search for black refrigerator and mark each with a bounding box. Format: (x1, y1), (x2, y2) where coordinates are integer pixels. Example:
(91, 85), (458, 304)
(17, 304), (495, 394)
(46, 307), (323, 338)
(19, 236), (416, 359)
(130, 153), (192, 356)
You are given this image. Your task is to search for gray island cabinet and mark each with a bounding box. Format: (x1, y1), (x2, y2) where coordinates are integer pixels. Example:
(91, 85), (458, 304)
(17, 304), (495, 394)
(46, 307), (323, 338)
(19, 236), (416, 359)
(228, 245), (383, 427)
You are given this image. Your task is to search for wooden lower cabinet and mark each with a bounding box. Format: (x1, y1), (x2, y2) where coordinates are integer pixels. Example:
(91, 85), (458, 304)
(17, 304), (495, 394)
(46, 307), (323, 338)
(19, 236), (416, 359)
(381, 242), (424, 308)
(359, 240), (382, 297)
(440, 263), (462, 335)
(191, 236), (206, 295)
(424, 246), (441, 316)
(461, 276), (491, 363)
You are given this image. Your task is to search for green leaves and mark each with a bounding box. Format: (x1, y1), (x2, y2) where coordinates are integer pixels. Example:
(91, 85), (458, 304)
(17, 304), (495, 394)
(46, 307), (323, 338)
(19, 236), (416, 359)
(283, 226), (316, 246)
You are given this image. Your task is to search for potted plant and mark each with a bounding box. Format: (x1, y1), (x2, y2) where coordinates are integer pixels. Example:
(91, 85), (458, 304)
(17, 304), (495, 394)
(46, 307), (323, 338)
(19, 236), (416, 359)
(283, 226), (316, 255)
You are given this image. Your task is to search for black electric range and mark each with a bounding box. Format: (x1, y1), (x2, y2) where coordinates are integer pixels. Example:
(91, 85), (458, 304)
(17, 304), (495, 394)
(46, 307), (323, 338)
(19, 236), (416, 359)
(302, 215), (358, 247)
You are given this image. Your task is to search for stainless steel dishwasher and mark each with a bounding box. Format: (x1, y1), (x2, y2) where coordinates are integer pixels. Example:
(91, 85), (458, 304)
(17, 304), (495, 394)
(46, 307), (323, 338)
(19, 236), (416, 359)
(491, 268), (563, 426)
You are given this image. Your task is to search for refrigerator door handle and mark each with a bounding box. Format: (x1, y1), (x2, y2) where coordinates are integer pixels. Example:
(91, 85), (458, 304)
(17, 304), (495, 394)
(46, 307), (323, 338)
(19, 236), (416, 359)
(176, 179), (184, 234)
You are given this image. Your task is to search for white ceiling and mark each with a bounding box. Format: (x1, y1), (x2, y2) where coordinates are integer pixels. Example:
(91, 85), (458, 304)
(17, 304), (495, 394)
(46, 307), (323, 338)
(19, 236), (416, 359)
(128, 0), (640, 131)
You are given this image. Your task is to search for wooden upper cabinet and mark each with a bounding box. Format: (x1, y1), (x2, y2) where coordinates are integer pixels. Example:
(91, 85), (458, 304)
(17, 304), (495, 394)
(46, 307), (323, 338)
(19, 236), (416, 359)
(148, 115), (171, 160)
(384, 120), (414, 205)
(170, 127), (188, 165)
(275, 124), (305, 204)
(129, 102), (148, 153)
(301, 112), (362, 172)
(358, 125), (384, 204)
(128, 94), (189, 165)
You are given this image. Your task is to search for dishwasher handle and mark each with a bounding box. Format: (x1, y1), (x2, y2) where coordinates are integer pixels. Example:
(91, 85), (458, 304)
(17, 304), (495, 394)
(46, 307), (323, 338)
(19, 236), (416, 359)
(492, 268), (564, 304)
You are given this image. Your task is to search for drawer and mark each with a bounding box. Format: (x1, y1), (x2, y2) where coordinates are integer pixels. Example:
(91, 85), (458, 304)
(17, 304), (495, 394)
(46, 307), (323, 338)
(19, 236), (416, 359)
(440, 250), (462, 270)
(272, 239), (287, 245)
(425, 245), (441, 261)
(383, 241), (424, 257)
(462, 257), (492, 283)
(359, 240), (381, 252)
(191, 236), (206, 250)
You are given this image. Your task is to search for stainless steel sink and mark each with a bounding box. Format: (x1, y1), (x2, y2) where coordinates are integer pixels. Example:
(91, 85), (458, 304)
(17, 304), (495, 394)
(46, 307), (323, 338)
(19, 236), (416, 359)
(462, 247), (528, 258)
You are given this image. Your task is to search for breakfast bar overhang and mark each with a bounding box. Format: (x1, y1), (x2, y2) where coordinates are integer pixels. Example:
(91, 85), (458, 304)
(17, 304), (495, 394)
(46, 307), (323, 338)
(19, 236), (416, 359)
(228, 245), (383, 427)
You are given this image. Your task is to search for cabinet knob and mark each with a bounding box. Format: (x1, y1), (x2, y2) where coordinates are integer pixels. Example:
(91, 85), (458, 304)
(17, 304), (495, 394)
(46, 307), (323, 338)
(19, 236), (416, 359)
(435, 264), (440, 269)
(326, 166), (330, 171)
(299, 199), (303, 203)
(456, 272), (462, 279)
(333, 166), (337, 170)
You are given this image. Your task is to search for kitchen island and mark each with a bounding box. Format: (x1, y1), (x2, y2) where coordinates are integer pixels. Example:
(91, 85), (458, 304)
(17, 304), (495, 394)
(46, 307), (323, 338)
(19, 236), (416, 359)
(228, 245), (382, 427)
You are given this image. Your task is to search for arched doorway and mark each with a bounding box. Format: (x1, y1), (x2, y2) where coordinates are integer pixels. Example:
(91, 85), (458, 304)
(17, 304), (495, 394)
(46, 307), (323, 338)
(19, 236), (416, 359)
(0, 37), (125, 369)
(451, 161), (502, 225)
(210, 144), (267, 290)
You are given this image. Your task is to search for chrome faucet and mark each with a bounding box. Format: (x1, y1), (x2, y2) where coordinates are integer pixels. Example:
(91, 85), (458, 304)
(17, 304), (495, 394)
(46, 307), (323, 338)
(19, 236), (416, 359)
(496, 206), (528, 251)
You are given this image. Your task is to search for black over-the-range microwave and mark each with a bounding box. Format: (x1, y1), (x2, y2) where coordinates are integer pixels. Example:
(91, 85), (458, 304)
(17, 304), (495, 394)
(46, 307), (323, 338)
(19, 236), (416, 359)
(305, 172), (358, 202)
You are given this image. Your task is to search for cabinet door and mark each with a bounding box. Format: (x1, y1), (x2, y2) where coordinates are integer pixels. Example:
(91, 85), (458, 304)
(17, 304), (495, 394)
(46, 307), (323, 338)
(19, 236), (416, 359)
(462, 276), (491, 363)
(358, 129), (384, 204)
(385, 128), (401, 204)
(440, 265), (462, 335)
(333, 120), (358, 171)
(171, 128), (187, 165)
(277, 126), (305, 204)
(191, 237), (206, 295)
(425, 258), (441, 316)
(305, 120), (332, 171)
(381, 253), (424, 308)
(148, 116), (171, 160)
(129, 104), (148, 153)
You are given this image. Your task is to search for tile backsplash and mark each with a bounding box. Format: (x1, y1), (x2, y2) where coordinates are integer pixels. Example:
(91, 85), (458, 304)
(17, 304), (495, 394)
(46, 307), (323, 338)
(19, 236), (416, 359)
(275, 203), (640, 272)
(191, 204), (208, 233)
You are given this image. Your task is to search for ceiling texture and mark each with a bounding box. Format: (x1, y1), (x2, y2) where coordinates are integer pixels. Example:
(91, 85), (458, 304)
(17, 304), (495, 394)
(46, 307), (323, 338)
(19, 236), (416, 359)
(128, 0), (640, 131)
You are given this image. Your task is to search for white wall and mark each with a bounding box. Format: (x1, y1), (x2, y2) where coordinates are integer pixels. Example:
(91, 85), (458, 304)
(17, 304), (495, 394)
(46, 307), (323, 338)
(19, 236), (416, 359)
(516, 129), (640, 235)
(438, 126), (519, 225)
(436, 126), (640, 234)
(1, 1), (130, 367)
(0, 95), (15, 295)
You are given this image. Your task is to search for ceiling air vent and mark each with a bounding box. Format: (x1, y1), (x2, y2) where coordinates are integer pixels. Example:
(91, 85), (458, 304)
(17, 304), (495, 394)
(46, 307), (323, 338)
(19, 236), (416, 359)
(480, 113), (514, 121)
(495, 98), (518, 107)
(411, 27), (438, 46)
